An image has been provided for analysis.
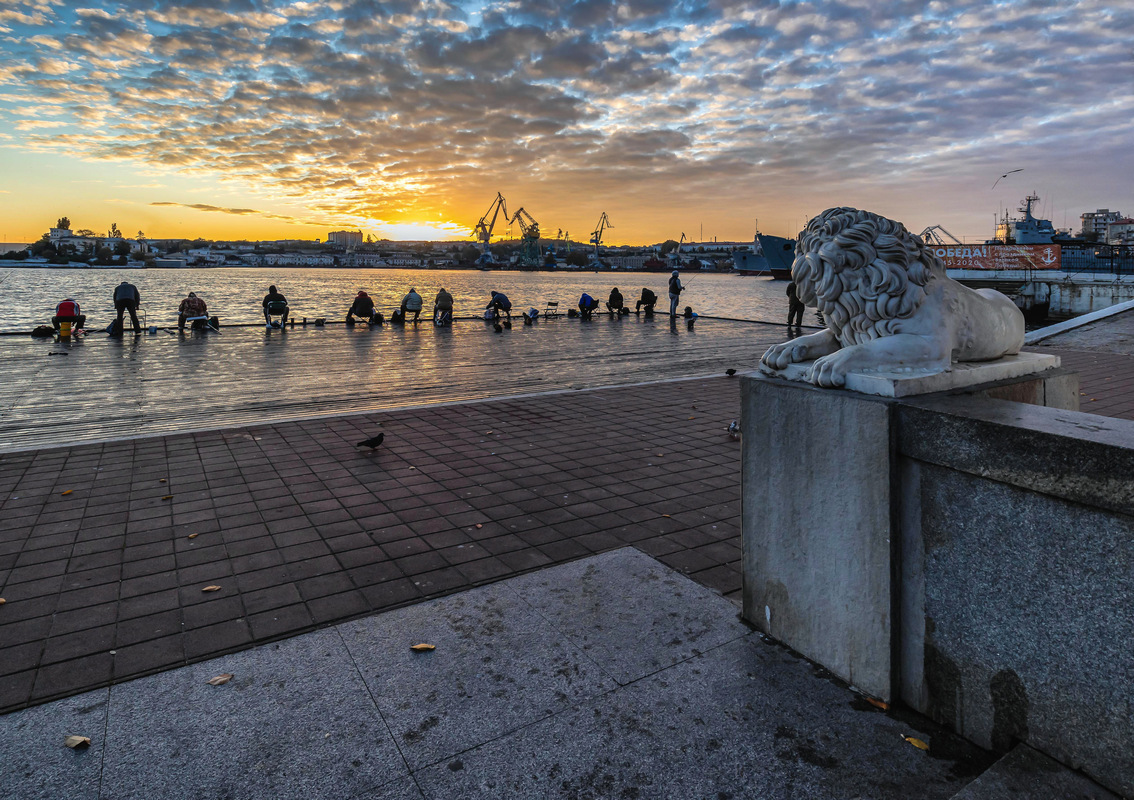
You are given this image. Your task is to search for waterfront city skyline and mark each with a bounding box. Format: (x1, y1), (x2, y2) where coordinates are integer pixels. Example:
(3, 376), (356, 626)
(0, 0), (1131, 246)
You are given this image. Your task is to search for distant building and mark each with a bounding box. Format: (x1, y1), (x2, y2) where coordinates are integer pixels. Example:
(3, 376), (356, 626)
(1106, 218), (1134, 245)
(1081, 209), (1123, 238)
(328, 230), (363, 248)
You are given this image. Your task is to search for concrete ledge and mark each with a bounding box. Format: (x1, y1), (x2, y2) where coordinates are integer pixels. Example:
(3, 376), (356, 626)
(949, 744), (1121, 800)
(760, 352), (1060, 397)
(897, 395), (1134, 517)
(1024, 298), (1134, 345)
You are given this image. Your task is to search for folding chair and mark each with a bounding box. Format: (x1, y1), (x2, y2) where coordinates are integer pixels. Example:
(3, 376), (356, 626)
(543, 300), (560, 319)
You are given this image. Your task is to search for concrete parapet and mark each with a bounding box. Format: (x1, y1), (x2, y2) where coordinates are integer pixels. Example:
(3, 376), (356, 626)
(741, 365), (1132, 796)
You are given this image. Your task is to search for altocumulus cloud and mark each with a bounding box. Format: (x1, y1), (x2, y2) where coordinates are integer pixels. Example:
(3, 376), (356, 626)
(1, 0), (1132, 236)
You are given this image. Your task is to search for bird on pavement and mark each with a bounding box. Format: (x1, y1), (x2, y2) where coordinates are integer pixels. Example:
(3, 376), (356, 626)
(356, 433), (385, 450)
(725, 368), (737, 377)
(727, 420), (741, 440)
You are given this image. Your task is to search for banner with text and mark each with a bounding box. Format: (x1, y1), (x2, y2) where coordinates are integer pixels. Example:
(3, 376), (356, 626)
(932, 244), (1061, 270)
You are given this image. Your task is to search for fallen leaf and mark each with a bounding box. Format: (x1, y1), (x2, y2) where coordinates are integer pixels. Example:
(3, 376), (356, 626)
(161, 495), (173, 501)
(866, 697), (890, 711)
(64, 735), (91, 749)
(206, 673), (234, 686)
(475, 524), (483, 529)
(188, 533), (198, 539)
(0, 598), (6, 605)
(408, 467), (416, 470)
(201, 585), (222, 593)
(661, 514), (671, 518)
(904, 736), (929, 751)
(655, 453), (664, 457)
(688, 416), (695, 420)
(61, 490), (73, 496)
(159, 478), (167, 483)
(410, 643), (436, 652)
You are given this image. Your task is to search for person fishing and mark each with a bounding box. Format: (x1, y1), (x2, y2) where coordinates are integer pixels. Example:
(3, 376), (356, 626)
(433, 287), (454, 325)
(177, 292), (208, 330)
(606, 287), (624, 315)
(786, 281), (805, 328)
(52, 298), (85, 332)
(113, 281), (141, 334)
(401, 288), (424, 322)
(347, 290), (376, 324)
(578, 292), (599, 320)
(668, 270), (683, 316)
(486, 290), (511, 320)
(263, 285), (289, 328)
(635, 287), (657, 315)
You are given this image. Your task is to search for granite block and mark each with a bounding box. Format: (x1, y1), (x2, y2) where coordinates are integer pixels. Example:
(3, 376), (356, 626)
(98, 629), (407, 800)
(504, 547), (749, 685)
(338, 580), (617, 770)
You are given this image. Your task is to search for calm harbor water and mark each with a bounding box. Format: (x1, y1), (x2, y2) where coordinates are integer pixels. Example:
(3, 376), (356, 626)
(0, 267), (799, 332)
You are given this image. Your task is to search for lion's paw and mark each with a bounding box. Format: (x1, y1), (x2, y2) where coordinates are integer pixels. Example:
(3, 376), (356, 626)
(761, 341), (809, 370)
(806, 351), (853, 387)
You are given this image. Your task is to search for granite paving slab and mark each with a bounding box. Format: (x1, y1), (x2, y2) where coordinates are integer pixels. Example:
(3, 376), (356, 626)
(0, 688), (109, 800)
(338, 578), (618, 769)
(949, 743), (1121, 799)
(504, 546), (750, 684)
(0, 550), (994, 800)
(97, 629), (405, 800)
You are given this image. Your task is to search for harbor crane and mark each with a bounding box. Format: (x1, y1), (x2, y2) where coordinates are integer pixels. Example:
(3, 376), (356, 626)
(919, 225), (963, 246)
(473, 192), (509, 264)
(509, 207), (542, 267)
(590, 212), (612, 264)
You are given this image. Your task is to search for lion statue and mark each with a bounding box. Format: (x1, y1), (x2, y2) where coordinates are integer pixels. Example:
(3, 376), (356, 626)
(761, 207), (1025, 387)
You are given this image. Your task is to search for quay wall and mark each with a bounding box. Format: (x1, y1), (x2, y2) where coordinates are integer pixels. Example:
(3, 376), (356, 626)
(741, 374), (1133, 797)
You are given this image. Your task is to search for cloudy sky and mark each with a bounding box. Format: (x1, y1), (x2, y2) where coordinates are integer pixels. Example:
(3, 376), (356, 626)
(0, 0), (1131, 244)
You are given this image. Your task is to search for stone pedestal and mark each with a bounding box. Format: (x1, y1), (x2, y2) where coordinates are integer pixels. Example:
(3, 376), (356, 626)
(741, 355), (1073, 701)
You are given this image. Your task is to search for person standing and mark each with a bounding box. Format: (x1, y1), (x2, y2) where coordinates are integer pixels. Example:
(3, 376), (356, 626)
(113, 280), (141, 333)
(401, 288), (424, 322)
(787, 281), (805, 327)
(263, 285), (289, 328)
(668, 270), (683, 316)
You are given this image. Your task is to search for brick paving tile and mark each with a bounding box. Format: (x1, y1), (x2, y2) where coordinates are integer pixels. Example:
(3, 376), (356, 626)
(2, 362), (1123, 713)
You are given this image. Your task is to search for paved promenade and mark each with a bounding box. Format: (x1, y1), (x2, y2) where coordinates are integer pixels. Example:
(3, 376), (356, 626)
(2, 338), (1132, 716)
(0, 376), (744, 713)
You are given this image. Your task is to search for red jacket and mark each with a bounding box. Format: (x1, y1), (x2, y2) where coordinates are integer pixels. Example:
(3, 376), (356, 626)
(56, 299), (80, 317)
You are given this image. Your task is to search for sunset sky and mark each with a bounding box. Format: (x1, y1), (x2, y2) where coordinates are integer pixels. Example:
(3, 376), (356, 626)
(0, 0), (1131, 245)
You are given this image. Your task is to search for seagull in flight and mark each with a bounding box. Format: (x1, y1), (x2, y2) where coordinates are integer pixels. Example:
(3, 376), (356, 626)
(992, 169), (1024, 189)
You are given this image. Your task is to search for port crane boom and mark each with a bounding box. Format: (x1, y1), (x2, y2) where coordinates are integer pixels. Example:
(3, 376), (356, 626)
(473, 192), (509, 263)
(919, 225), (962, 246)
(509, 207), (542, 267)
(590, 212), (612, 262)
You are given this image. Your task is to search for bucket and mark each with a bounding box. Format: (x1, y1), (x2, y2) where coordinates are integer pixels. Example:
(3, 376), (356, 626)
(59, 321), (72, 337)
(148, 325), (157, 334)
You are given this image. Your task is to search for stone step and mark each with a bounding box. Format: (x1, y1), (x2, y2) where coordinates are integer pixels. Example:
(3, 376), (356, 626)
(949, 744), (1123, 800)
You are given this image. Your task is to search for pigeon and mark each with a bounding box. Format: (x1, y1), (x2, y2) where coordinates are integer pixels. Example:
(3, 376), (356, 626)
(727, 420), (741, 440)
(356, 432), (384, 450)
(725, 368), (737, 377)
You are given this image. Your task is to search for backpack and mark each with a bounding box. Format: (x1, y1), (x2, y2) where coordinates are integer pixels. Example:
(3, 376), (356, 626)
(105, 319), (123, 336)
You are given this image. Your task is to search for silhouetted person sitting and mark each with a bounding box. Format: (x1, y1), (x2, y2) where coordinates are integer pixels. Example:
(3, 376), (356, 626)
(578, 292), (599, 320)
(347, 290), (376, 324)
(263, 285), (289, 328)
(177, 292), (208, 330)
(433, 288), (454, 325)
(401, 288), (423, 322)
(606, 287), (624, 315)
(635, 288), (657, 315)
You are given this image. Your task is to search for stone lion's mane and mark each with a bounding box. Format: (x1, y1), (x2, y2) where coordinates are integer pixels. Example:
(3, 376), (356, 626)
(792, 207), (935, 346)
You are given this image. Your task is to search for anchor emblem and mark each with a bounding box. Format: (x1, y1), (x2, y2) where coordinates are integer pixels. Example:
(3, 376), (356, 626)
(1040, 247), (1056, 265)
